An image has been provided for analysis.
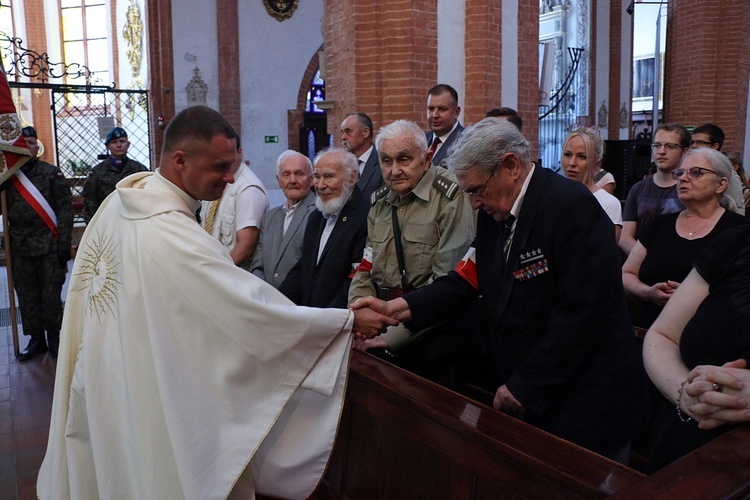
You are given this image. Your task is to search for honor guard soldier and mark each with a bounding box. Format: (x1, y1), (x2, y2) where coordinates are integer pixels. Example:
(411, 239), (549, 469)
(349, 119), (481, 379)
(82, 126), (149, 223)
(7, 126), (73, 360)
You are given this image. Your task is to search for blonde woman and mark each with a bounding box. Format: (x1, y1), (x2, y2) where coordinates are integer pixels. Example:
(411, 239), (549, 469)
(562, 127), (622, 242)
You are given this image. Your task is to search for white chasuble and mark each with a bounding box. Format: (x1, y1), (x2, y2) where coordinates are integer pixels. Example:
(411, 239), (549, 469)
(37, 171), (353, 500)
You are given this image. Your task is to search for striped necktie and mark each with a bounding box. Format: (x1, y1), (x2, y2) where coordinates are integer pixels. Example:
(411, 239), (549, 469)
(203, 199), (221, 234)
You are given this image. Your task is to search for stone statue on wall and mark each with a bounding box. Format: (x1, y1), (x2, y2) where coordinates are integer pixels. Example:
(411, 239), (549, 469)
(186, 67), (208, 106)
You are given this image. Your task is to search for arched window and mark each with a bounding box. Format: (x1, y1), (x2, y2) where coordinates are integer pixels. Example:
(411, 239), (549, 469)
(301, 70), (330, 158)
(306, 70), (326, 113)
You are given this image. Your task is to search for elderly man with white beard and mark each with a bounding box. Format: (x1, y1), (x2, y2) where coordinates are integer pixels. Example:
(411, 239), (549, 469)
(279, 148), (370, 308)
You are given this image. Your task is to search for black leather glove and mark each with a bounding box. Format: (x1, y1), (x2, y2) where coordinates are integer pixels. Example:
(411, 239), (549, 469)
(58, 249), (71, 267)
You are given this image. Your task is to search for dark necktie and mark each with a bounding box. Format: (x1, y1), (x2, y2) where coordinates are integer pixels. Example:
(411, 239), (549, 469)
(429, 136), (441, 156)
(499, 215), (516, 274)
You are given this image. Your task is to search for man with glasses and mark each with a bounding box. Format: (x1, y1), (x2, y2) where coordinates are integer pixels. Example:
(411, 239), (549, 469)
(619, 123), (690, 255)
(349, 119), (479, 380)
(689, 123), (745, 215)
(353, 118), (649, 462)
(690, 123), (724, 150)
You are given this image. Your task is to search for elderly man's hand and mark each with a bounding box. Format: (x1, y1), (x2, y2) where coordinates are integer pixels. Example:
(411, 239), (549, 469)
(493, 385), (526, 418)
(352, 306), (399, 339)
(353, 335), (389, 352)
(351, 296), (413, 323)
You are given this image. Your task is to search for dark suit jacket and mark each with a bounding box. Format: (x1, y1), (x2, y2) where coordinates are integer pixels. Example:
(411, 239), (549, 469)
(280, 186), (369, 308)
(426, 124), (464, 167)
(404, 167), (648, 457)
(357, 147), (384, 201)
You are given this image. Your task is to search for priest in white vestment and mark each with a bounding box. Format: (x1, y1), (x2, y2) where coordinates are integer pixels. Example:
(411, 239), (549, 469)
(37, 106), (396, 500)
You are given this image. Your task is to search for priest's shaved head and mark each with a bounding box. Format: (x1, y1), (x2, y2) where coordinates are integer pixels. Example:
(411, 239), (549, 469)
(160, 105), (238, 202)
(161, 105), (236, 157)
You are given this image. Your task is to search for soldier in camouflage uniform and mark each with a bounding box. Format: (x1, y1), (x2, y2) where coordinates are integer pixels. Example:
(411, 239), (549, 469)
(81, 126), (149, 223)
(7, 127), (73, 360)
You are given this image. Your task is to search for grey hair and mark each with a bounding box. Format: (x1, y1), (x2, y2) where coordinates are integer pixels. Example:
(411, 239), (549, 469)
(313, 147), (359, 178)
(447, 117), (532, 176)
(276, 150), (312, 176)
(374, 120), (428, 154)
(683, 147), (743, 214)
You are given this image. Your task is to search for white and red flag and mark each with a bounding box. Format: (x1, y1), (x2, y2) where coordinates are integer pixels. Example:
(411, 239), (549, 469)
(0, 65), (32, 186)
(455, 246), (479, 289)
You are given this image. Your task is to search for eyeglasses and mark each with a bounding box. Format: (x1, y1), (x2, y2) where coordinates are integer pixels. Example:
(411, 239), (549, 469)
(652, 142), (683, 151)
(463, 170), (495, 197)
(671, 166), (720, 180)
(690, 139), (714, 147)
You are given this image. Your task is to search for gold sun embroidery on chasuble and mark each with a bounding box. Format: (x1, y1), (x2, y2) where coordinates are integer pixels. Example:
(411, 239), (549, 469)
(75, 229), (122, 324)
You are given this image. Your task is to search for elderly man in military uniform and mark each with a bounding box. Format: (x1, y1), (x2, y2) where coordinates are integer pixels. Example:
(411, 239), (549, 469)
(7, 127), (74, 360)
(82, 126), (149, 223)
(349, 119), (481, 378)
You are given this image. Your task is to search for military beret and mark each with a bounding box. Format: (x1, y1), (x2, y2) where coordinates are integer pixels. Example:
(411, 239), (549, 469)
(21, 126), (37, 138)
(105, 127), (128, 145)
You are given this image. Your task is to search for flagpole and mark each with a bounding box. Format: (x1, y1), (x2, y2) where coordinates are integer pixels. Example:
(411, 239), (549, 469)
(0, 59), (33, 358)
(2, 191), (19, 358)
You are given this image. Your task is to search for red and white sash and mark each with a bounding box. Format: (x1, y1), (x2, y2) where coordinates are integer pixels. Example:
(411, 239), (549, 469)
(10, 170), (59, 237)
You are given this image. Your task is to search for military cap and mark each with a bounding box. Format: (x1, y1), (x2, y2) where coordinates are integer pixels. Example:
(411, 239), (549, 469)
(105, 127), (128, 145)
(21, 126), (37, 138)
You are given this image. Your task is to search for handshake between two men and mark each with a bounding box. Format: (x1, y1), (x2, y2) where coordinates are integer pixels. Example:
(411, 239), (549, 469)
(350, 296), (411, 340)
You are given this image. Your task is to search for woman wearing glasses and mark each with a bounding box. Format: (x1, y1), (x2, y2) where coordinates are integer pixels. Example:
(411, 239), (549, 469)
(623, 148), (748, 327)
(562, 126), (622, 242)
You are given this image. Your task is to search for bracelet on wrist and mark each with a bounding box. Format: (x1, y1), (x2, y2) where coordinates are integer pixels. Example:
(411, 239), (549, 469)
(676, 379), (692, 423)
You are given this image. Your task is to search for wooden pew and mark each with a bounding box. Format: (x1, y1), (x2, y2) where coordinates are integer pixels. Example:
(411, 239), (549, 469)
(315, 351), (644, 498)
(311, 351), (750, 499)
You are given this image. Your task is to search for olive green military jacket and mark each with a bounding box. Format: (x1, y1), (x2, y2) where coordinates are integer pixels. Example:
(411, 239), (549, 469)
(82, 157), (149, 223)
(348, 164), (474, 350)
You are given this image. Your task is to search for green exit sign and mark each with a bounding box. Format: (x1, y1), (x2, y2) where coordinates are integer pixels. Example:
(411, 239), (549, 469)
(264, 136), (279, 143)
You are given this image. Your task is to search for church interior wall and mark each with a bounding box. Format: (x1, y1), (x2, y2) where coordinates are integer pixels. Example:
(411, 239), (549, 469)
(618, 0), (632, 140)
(437, 0), (466, 111)
(499, 0), (517, 110)
(5, 0), (750, 192)
(172, 1), (219, 113)
(117, 0), (148, 92)
(236, 0), (324, 189)
(594, 0), (610, 138)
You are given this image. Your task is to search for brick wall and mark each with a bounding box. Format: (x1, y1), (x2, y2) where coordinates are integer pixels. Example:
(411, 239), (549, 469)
(517, 0), (540, 155)
(464, 0), (502, 123)
(608, 1), (624, 138)
(664, 0), (749, 151)
(111, 0), (119, 88)
(146, 0), (175, 167)
(216, 0), (241, 134)
(324, 0), (437, 139)
(22, 0), (53, 163)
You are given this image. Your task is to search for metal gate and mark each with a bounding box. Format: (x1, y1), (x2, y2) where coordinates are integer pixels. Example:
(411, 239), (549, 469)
(1, 33), (150, 223)
(49, 85), (150, 223)
(538, 47), (585, 172)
